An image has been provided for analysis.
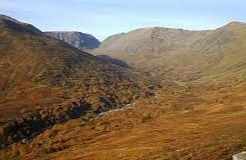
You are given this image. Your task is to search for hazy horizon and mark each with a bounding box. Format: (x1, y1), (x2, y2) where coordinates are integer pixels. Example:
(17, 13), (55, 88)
(1, 0), (246, 40)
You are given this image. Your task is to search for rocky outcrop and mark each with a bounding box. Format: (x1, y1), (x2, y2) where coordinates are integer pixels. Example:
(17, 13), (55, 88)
(45, 31), (100, 51)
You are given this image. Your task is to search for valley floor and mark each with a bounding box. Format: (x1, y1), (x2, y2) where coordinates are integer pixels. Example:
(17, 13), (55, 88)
(2, 80), (246, 160)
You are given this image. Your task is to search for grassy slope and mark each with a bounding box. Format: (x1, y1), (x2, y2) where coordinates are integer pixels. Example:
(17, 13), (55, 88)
(2, 79), (246, 160)
(94, 22), (246, 82)
(0, 15), (156, 148)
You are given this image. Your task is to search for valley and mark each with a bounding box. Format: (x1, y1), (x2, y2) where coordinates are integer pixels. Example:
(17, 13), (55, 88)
(0, 14), (246, 160)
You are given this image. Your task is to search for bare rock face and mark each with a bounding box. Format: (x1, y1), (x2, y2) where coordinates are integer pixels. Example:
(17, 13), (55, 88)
(45, 31), (101, 51)
(233, 152), (246, 160)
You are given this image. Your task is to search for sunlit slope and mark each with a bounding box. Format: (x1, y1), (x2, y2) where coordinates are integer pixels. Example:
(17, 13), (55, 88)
(94, 22), (246, 81)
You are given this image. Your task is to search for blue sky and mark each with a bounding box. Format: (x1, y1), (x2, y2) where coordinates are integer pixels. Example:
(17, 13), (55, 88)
(0, 0), (245, 40)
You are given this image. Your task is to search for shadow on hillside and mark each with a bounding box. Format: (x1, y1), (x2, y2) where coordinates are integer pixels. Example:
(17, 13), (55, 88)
(96, 55), (129, 68)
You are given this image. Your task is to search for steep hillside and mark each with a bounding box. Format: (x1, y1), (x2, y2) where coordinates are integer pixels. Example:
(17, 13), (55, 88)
(94, 22), (246, 81)
(0, 15), (156, 147)
(45, 31), (100, 51)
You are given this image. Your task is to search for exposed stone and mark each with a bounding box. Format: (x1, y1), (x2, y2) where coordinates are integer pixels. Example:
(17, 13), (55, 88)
(233, 152), (246, 160)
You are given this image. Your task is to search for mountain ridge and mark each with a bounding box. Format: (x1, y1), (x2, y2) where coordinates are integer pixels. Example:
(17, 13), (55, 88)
(94, 21), (246, 81)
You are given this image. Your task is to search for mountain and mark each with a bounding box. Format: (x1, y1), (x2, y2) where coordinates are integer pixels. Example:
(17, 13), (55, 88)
(97, 27), (199, 54)
(1, 15), (246, 160)
(45, 31), (100, 51)
(28, 22), (244, 160)
(45, 32), (130, 68)
(0, 15), (156, 148)
(94, 22), (246, 81)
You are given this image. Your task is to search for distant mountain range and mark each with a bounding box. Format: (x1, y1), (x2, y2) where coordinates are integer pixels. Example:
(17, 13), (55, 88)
(45, 31), (130, 68)
(45, 31), (100, 51)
